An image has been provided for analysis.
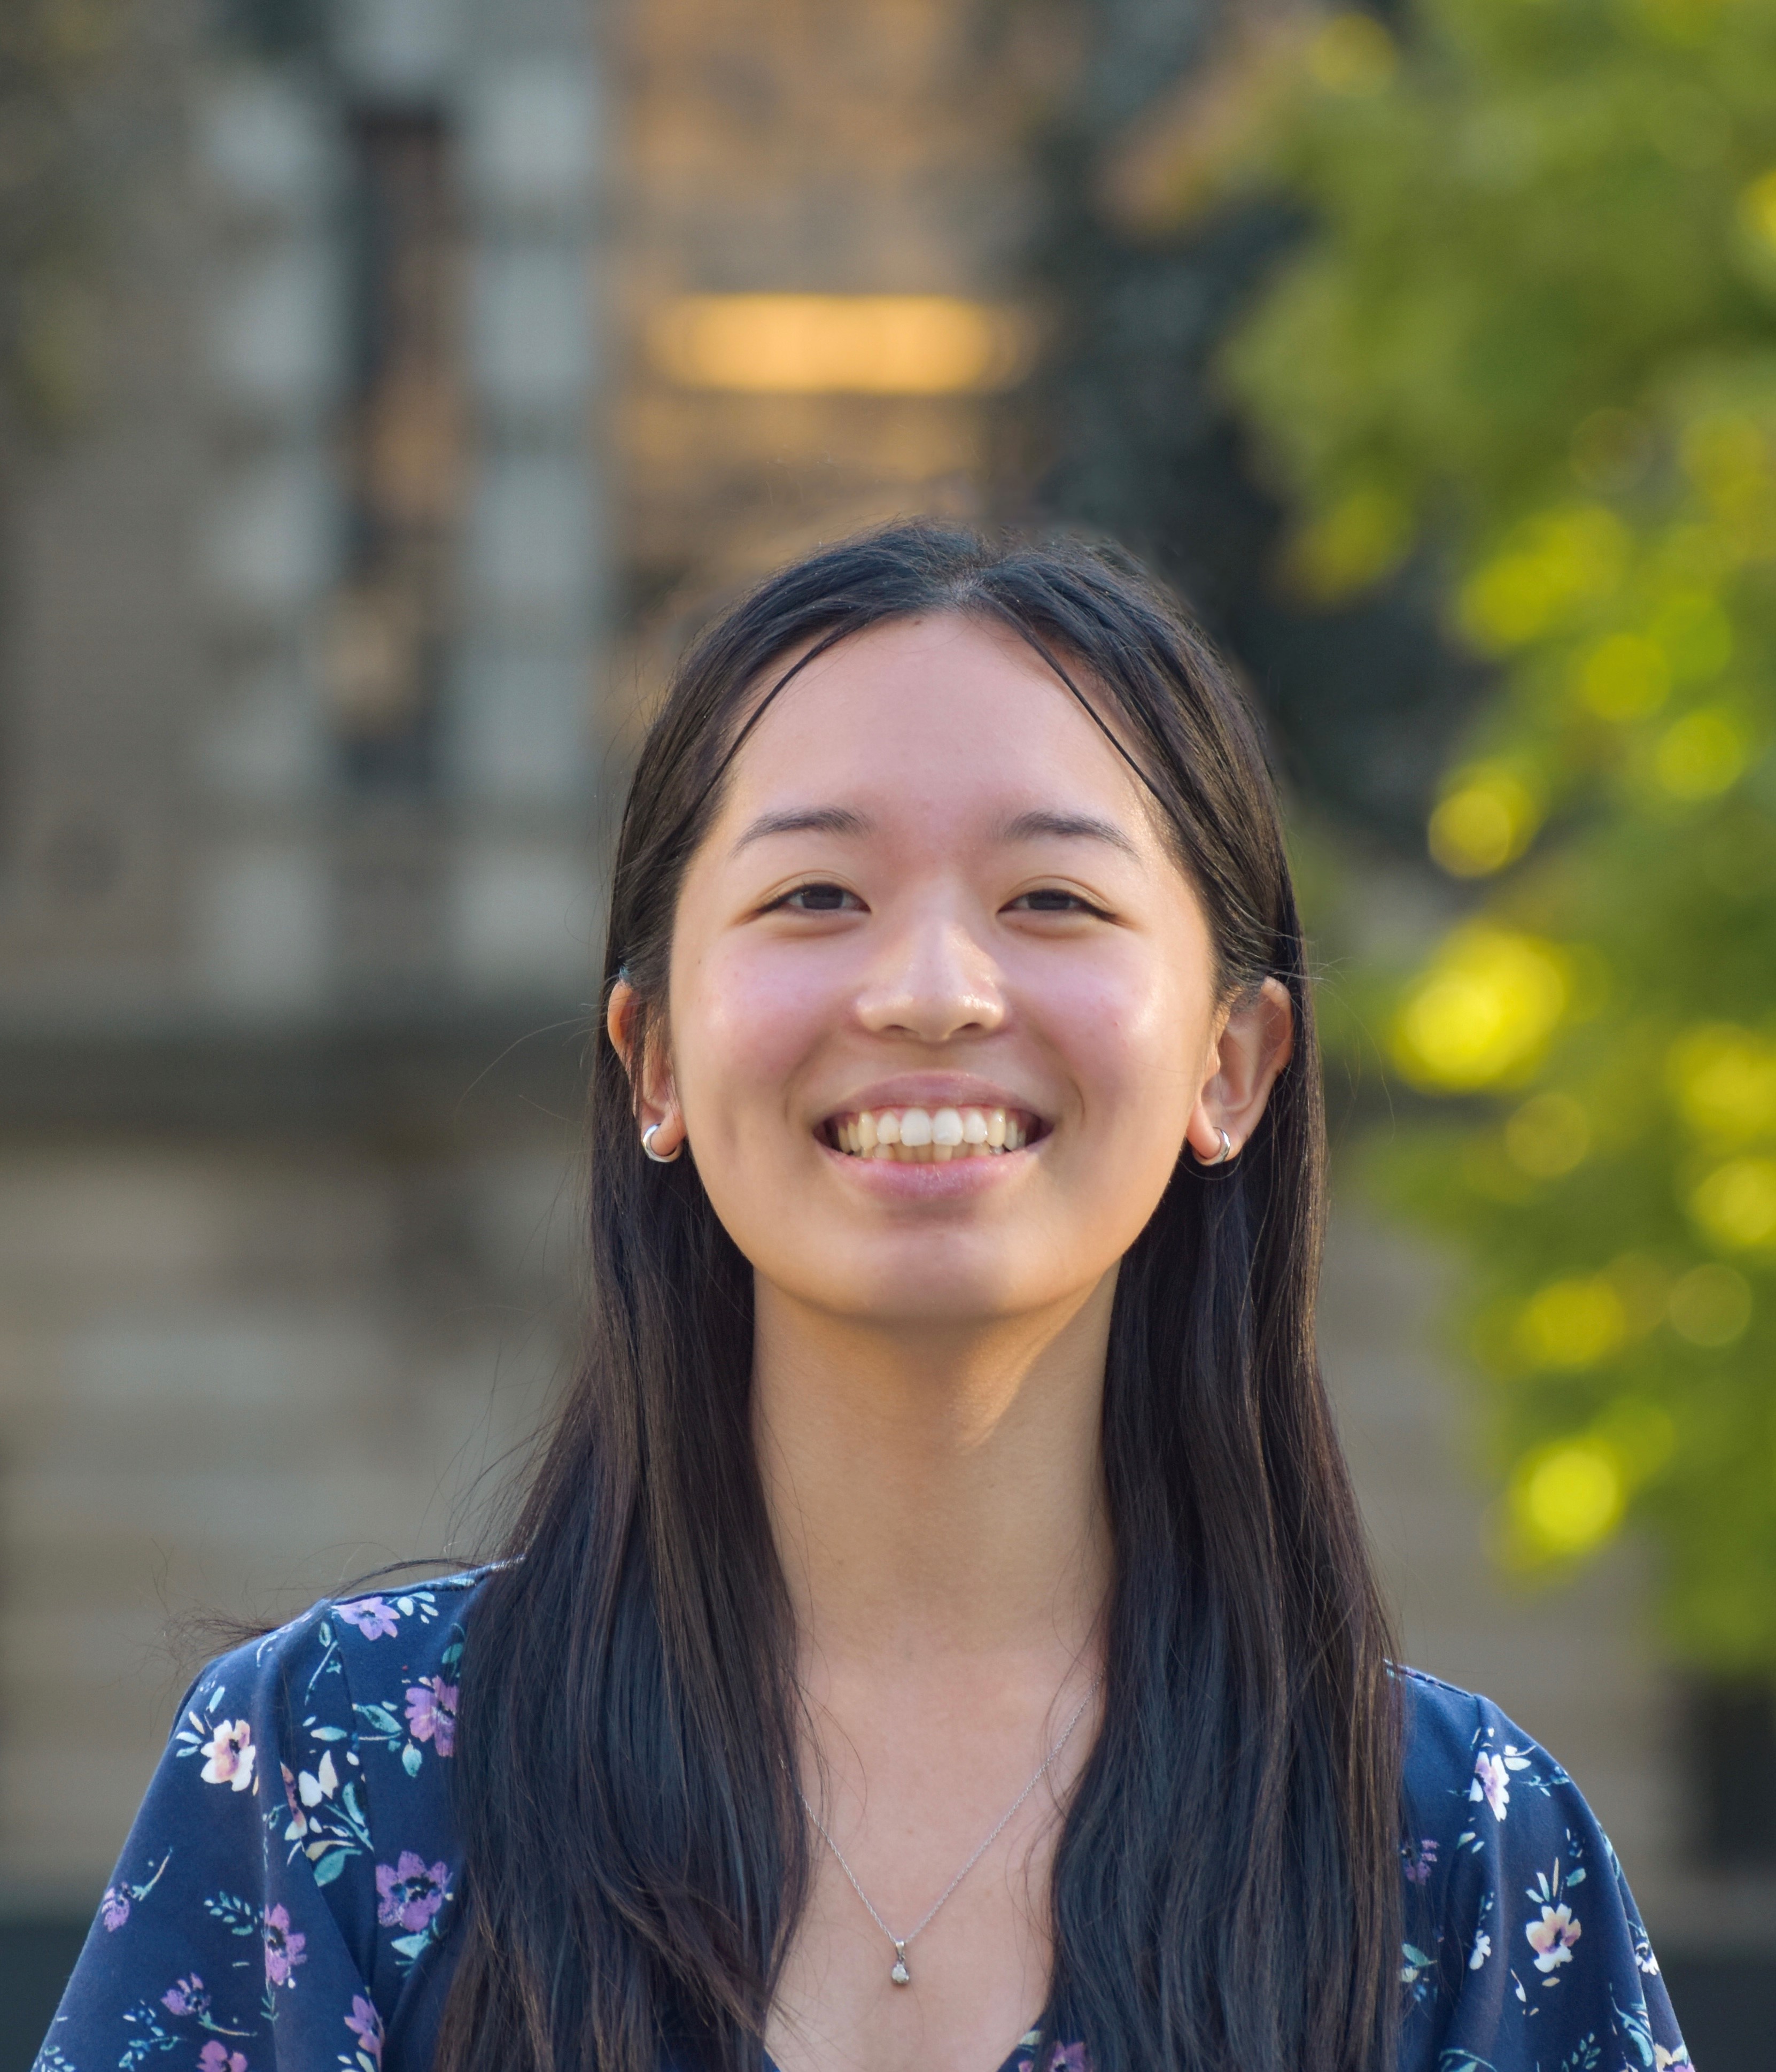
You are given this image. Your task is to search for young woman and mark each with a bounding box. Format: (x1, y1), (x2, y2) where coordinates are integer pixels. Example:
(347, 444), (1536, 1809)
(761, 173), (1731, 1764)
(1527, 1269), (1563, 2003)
(41, 527), (1687, 2072)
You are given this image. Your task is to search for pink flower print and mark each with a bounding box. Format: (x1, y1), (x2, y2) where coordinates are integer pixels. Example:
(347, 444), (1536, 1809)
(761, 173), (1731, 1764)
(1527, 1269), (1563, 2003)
(376, 1851), (450, 1934)
(198, 2046), (247, 2072)
(337, 1596), (400, 1641)
(345, 1994), (385, 2063)
(162, 1974), (211, 2016)
(100, 1886), (129, 1931)
(262, 1903), (307, 1987)
(281, 1762), (308, 1842)
(199, 1718), (255, 1792)
(1470, 1750), (1509, 1821)
(1401, 1836), (1439, 1884)
(1526, 1901), (1582, 1973)
(405, 1676), (457, 1756)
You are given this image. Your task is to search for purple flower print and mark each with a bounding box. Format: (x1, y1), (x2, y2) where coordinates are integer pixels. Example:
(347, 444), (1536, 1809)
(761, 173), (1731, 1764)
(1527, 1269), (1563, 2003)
(100, 1887), (128, 1931)
(337, 1596), (400, 1641)
(198, 2046), (247, 2072)
(346, 1993), (385, 2063)
(262, 1903), (306, 1988)
(376, 1851), (450, 1934)
(161, 1975), (208, 2017)
(1402, 1836), (1439, 1884)
(405, 1676), (457, 1756)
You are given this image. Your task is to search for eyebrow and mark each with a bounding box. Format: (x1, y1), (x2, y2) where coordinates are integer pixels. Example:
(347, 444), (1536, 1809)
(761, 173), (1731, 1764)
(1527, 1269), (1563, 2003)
(995, 808), (1140, 858)
(730, 806), (873, 853)
(730, 803), (1141, 859)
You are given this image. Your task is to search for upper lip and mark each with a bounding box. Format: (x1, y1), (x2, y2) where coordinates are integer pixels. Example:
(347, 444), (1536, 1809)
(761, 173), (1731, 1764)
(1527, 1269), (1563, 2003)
(819, 1076), (1045, 1124)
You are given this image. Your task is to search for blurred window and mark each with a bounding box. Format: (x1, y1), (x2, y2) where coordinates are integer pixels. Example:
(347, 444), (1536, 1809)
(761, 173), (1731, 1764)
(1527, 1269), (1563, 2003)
(327, 107), (466, 791)
(1688, 1676), (1776, 1869)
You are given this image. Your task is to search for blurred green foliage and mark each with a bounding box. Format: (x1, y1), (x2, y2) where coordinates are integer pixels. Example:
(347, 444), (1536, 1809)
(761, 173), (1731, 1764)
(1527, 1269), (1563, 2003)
(1161, 0), (1776, 1666)
(0, 0), (119, 439)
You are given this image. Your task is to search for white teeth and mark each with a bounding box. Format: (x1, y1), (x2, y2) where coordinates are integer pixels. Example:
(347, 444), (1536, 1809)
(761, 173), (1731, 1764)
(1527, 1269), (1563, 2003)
(829, 1104), (1037, 1161)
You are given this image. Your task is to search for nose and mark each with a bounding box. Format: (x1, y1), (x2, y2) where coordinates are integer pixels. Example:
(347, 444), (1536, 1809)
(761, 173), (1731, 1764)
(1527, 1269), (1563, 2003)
(855, 907), (1006, 1043)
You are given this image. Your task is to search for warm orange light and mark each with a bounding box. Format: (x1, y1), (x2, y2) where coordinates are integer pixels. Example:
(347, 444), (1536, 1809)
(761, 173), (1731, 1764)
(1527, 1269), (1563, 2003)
(647, 295), (1034, 396)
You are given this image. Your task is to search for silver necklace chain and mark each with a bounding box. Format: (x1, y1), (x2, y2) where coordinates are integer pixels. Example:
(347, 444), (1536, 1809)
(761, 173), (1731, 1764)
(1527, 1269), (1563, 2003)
(796, 1669), (1104, 1988)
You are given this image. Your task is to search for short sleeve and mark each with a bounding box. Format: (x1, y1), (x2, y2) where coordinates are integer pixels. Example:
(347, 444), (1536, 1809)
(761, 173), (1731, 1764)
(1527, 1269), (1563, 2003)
(33, 1584), (470, 2072)
(1398, 1673), (1691, 2071)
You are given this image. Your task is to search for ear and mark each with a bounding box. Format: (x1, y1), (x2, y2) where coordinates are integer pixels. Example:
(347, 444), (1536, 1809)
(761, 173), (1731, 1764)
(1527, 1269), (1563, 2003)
(1184, 977), (1294, 1163)
(606, 978), (686, 1157)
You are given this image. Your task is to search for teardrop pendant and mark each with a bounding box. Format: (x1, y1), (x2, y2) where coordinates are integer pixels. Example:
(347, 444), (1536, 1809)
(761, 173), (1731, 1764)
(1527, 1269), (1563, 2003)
(889, 1944), (911, 1986)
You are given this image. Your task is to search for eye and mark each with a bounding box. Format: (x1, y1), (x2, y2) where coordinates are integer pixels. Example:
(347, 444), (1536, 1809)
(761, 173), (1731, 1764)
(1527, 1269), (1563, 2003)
(1005, 887), (1112, 917)
(771, 881), (864, 914)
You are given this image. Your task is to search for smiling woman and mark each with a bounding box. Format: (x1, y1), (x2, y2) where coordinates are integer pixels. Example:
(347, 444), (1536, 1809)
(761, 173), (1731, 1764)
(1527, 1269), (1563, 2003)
(42, 527), (1687, 2072)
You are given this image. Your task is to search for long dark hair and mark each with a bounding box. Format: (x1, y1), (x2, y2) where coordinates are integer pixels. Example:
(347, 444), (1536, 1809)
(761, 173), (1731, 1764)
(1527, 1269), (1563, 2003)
(436, 523), (1402, 2072)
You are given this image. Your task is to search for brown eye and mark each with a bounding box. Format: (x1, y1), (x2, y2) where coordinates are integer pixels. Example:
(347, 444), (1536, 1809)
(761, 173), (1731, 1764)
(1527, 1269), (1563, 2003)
(779, 882), (862, 913)
(1007, 888), (1108, 916)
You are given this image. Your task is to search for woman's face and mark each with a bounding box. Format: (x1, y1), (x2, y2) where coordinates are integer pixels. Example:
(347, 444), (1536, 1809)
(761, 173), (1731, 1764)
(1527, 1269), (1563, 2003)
(631, 614), (1282, 1333)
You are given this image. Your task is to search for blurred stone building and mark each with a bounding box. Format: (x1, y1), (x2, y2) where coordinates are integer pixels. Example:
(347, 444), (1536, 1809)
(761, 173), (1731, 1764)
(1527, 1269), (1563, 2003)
(0, 0), (1767, 2062)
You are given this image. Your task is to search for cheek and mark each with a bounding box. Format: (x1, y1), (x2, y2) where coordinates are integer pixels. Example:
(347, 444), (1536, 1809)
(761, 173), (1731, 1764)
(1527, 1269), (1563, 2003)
(1039, 942), (1204, 1136)
(672, 937), (839, 1131)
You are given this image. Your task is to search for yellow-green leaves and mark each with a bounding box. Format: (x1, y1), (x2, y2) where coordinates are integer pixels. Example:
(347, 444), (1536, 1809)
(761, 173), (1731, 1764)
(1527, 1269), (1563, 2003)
(1226, 0), (1776, 1659)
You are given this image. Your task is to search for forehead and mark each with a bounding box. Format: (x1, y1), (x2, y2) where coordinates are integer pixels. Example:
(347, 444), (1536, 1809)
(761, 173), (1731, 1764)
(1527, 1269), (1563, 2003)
(712, 614), (1157, 836)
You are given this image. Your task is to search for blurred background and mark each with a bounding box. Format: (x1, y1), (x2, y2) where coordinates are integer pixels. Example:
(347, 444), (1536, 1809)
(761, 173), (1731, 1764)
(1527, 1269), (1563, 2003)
(2, 0), (1774, 2059)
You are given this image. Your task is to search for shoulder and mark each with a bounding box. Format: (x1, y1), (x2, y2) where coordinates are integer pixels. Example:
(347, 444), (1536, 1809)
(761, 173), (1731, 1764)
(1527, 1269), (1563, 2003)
(1394, 1663), (1580, 1842)
(201, 1568), (489, 2003)
(186, 1558), (489, 1707)
(1389, 1665), (1688, 2069)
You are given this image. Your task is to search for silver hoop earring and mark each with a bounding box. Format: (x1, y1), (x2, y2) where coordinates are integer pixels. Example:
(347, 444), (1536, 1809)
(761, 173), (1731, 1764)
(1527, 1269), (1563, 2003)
(1199, 1126), (1233, 1166)
(641, 1123), (681, 1164)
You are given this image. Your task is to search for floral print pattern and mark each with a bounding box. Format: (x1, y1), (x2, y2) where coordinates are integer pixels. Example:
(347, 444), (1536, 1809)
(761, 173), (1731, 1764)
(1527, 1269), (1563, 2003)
(35, 1581), (1687, 2072)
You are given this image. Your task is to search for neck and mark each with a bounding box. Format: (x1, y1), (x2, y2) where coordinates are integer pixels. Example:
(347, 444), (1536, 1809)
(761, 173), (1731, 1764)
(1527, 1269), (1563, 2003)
(753, 1277), (1115, 1673)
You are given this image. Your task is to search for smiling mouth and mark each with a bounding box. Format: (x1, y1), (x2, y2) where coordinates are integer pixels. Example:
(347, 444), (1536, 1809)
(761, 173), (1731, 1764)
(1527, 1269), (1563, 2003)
(822, 1105), (1042, 1162)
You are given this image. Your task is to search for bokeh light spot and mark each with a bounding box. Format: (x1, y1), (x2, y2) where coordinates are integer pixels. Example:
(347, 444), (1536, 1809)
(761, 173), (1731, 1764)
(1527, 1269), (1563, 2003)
(1739, 167), (1776, 253)
(1514, 1275), (1627, 1370)
(1668, 1263), (1754, 1346)
(1504, 1091), (1591, 1177)
(1667, 1024), (1776, 1143)
(1288, 484), (1411, 599)
(1653, 708), (1749, 798)
(1689, 1156), (1776, 1251)
(1511, 1439), (1626, 1558)
(1392, 928), (1569, 1091)
(1575, 633), (1670, 721)
(1428, 762), (1541, 876)
(1457, 507), (1629, 651)
(1307, 13), (1398, 95)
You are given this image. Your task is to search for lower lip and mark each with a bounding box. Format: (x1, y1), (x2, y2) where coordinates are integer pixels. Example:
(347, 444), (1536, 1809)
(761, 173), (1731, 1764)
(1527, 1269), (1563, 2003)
(818, 1140), (1037, 1196)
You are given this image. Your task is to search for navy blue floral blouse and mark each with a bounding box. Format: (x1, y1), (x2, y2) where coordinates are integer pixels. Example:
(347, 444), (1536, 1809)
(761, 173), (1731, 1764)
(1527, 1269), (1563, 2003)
(38, 1570), (1690, 2072)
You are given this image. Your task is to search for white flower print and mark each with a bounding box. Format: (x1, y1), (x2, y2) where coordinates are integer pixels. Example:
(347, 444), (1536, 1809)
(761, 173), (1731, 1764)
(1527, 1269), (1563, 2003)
(198, 1718), (255, 1791)
(1469, 1928), (1492, 1970)
(1525, 1900), (1582, 1973)
(298, 1749), (339, 1806)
